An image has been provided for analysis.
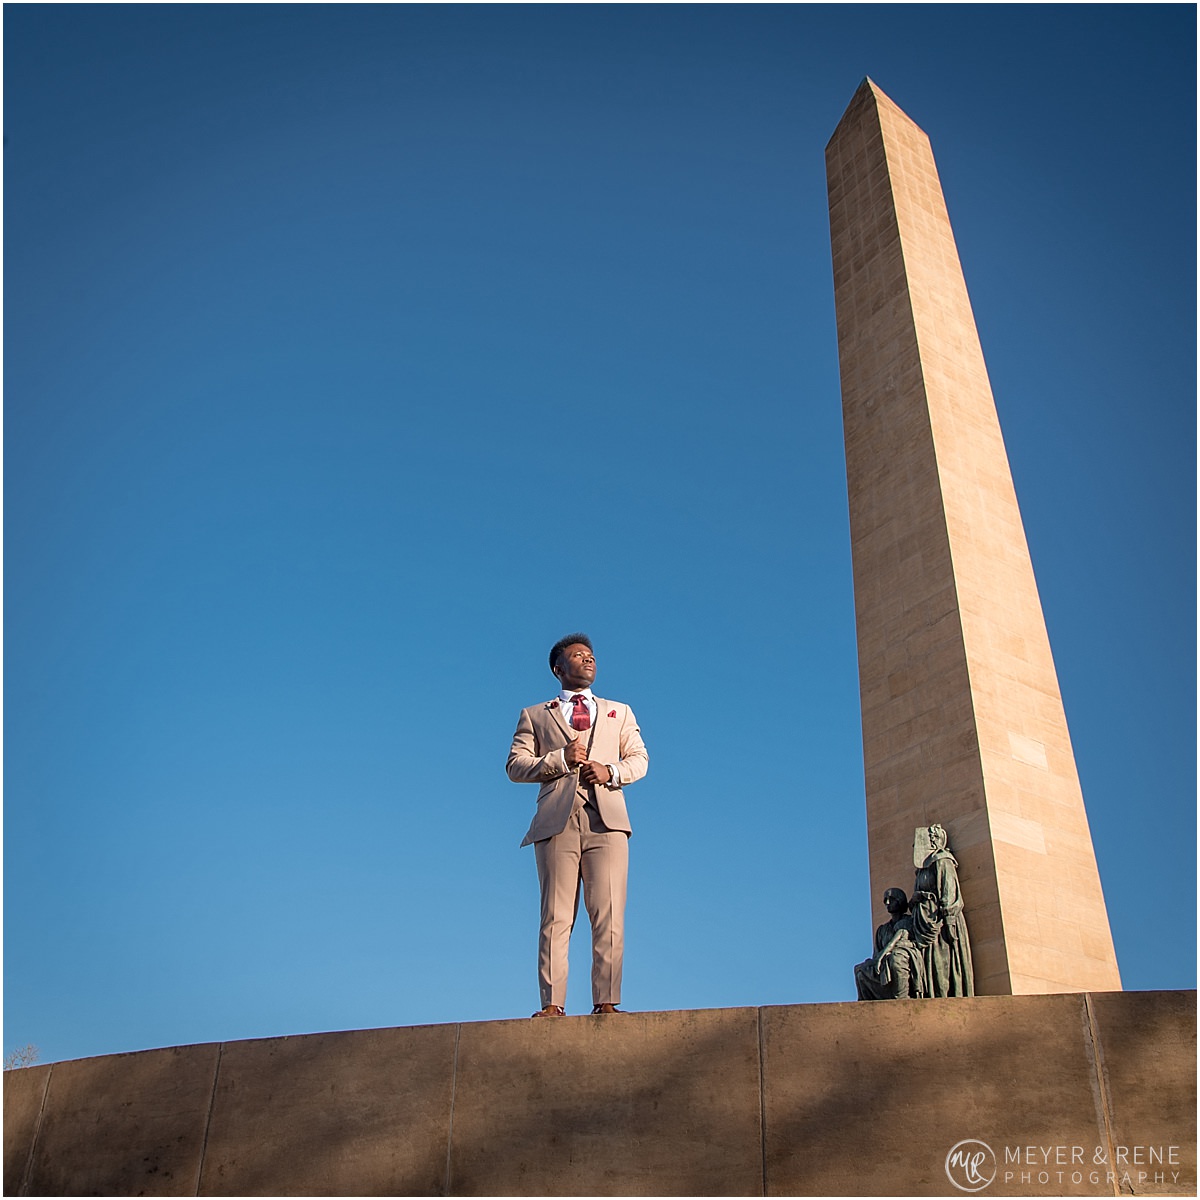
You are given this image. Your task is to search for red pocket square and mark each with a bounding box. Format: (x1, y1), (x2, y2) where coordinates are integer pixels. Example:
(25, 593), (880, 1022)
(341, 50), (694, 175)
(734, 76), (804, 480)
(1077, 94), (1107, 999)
(608, 710), (617, 718)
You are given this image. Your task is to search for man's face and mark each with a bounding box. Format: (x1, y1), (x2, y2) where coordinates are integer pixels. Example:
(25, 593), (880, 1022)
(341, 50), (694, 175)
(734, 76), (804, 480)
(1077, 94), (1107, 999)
(555, 643), (596, 691)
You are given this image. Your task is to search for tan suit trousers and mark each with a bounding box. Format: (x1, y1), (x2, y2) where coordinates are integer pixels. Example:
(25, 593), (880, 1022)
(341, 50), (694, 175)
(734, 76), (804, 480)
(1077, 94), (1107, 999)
(533, 801), (628, 1009)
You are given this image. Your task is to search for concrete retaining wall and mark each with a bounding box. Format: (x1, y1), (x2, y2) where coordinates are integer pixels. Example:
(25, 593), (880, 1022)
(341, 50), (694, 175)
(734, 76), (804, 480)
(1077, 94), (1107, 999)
(4, 991), (1194, 1196)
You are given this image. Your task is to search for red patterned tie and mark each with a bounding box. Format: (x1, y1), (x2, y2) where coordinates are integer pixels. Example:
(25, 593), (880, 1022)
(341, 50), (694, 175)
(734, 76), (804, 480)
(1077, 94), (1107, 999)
(570, 694), (591, 731)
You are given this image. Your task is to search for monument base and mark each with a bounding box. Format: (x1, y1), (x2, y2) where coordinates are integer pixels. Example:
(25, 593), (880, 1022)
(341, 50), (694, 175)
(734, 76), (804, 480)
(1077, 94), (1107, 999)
(5, 991), (1194, 1196)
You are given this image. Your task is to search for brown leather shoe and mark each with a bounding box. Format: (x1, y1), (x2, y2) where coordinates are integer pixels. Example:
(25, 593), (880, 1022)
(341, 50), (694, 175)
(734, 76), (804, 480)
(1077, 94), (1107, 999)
(591, 1003), (629, 1015)
(531, 1005), (566, 1018)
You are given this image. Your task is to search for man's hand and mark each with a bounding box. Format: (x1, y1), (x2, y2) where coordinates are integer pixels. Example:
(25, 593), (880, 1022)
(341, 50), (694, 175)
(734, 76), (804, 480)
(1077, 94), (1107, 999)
(563, 737), (588, 768)
(579, 761), (613, 785)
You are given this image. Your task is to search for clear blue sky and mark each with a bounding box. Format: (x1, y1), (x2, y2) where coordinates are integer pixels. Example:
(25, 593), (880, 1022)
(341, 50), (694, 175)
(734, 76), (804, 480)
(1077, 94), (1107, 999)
(5, 4), (1195, 1066)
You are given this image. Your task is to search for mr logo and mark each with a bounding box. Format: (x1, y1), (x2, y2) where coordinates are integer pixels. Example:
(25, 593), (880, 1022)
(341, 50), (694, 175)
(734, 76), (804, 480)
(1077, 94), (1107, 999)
(946, 1140), (997, 1192)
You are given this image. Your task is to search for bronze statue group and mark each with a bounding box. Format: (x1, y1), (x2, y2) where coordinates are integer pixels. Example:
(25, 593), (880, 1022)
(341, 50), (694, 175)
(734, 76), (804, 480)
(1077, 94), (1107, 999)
(854, 823), (975, 1000)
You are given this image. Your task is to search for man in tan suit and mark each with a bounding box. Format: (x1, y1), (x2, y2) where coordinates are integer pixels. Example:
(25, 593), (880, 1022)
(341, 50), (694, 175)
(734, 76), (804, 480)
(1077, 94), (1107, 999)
(507, 633), (648, 1018)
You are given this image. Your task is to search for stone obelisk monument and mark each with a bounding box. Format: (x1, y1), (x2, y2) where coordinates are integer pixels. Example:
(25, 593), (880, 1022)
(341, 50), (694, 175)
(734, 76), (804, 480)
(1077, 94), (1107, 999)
(826, 79), (1121, 995)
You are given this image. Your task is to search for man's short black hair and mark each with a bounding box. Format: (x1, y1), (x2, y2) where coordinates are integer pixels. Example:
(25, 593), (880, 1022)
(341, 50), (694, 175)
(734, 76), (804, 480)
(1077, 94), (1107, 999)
(549, 632), (593, 674)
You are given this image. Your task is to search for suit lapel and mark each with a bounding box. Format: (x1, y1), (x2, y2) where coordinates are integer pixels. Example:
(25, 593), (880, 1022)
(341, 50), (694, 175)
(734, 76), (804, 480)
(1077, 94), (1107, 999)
(589, 695), (614, 760)
(544, 700), (575, 745)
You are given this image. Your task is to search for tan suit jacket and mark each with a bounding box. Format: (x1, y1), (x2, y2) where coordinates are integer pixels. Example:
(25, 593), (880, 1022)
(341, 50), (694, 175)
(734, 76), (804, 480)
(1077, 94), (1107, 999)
(507, 696), (648, 847)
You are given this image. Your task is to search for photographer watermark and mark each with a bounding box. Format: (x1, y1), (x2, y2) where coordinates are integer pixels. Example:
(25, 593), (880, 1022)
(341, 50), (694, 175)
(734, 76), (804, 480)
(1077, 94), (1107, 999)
(945, 1141), (1185, 1192)
(946, 1141), (997, 1192)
